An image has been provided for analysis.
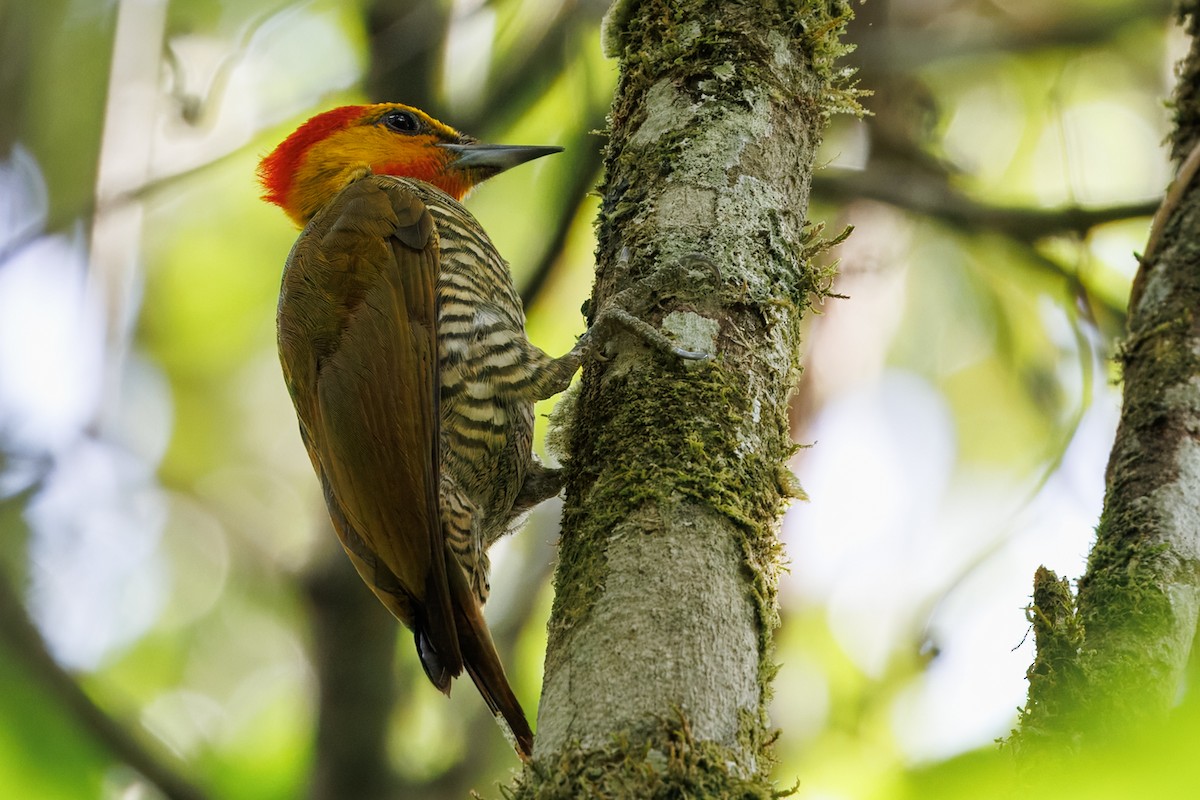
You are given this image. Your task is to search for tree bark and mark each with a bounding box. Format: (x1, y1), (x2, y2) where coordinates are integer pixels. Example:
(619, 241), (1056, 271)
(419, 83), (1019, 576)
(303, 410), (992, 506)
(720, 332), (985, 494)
(1019, 3), (1200, 747)
(514, 1), (853, 794)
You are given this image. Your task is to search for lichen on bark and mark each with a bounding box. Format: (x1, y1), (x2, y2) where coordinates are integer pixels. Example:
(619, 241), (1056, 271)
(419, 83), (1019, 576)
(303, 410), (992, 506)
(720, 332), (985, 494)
(509, 1), (855, 796)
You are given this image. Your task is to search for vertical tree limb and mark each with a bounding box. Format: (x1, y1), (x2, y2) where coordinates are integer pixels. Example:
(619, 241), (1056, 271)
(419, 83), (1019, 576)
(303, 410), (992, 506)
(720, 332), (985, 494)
(301, 533), (398, 800)
(1019, 3), (1200, 745)
(514, 1), (853, 794)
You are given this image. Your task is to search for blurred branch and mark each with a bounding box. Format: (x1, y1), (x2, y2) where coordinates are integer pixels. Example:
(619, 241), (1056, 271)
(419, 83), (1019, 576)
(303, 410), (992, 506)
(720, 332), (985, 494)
(814, 167), (1157, 243)
(456, 1), (610, 134)
(365, 0), (449, 110)
(0, 4), (31, 151)
(519, 121), (605, 308)
(367, 0), (609, 135)
(853, 0), (1174, 73)
(0, 570), (207, 800)
(301, 532), (398, 800)
(815, 166), (1151, 326)
(0, 136), (253, 270)
(4, 0), (355, 269)
(164, 0), (297, 126)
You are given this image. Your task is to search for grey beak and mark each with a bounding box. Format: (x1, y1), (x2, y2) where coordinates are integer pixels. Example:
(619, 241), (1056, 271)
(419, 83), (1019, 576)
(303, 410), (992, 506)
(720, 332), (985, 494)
(440, 143), (563, 174)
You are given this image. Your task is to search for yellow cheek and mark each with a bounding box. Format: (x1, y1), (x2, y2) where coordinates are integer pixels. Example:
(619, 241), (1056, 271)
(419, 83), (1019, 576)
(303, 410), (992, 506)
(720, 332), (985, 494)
(291, 127), (454, 217)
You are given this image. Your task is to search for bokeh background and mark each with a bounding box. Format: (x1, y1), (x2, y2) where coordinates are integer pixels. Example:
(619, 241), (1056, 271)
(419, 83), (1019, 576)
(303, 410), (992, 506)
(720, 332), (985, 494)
(0, 0), (1181, 797)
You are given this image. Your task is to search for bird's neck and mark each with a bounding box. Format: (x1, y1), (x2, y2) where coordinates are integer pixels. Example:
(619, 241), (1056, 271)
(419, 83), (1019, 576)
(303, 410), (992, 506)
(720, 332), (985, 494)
(286, 131), (472, 225)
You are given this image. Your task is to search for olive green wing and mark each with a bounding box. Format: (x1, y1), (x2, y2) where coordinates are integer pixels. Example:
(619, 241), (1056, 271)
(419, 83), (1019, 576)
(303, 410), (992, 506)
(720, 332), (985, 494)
(276, 175), (461, 686)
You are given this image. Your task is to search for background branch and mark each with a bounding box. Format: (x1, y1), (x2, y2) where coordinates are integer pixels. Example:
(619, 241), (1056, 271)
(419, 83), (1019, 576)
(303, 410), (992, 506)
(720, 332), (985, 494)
(814, 168), (1156, 243)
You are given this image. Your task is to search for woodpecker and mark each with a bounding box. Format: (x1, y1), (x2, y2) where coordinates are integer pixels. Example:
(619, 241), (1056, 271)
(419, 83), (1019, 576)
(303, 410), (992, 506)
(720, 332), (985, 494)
(258, 103), (581, 758)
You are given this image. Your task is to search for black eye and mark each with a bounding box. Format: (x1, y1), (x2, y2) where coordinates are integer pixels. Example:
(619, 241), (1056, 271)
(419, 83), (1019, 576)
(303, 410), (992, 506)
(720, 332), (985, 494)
(381, 110), (420, 133)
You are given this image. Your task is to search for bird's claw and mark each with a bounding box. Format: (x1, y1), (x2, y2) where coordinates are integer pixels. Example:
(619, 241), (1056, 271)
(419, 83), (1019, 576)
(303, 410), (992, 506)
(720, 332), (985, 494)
(671, 345), (711, 362)
(578, 254), (720, 363)
(587, 305), (712, 363)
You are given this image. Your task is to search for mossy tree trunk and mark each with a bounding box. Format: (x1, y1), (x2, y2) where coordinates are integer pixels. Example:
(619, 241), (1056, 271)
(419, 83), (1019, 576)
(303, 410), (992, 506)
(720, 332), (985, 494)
(514, 1), (853, 795)
(1018, 3), (1200, 748)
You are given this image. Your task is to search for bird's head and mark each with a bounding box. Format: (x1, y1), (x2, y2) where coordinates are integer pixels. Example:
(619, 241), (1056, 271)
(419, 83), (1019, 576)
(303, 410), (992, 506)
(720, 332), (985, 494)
(258, 103), (562, 227)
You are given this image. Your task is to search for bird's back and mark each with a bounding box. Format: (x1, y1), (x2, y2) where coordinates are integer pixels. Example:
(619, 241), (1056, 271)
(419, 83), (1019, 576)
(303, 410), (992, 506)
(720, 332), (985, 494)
(389, 178), (540, 596)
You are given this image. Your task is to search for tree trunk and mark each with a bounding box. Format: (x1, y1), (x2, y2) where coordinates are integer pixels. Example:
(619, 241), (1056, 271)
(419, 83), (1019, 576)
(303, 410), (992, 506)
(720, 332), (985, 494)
(514, 1), (853, 794)
(1019, 3), (1200, 747)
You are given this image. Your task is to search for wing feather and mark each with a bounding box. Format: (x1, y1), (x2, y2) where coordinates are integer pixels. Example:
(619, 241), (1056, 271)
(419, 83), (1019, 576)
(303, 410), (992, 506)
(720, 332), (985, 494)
(277, 176), (462, 679)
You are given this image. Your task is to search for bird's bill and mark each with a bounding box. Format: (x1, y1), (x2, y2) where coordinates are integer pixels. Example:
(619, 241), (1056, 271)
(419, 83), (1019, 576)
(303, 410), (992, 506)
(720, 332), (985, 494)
(439, 143), (563, 175)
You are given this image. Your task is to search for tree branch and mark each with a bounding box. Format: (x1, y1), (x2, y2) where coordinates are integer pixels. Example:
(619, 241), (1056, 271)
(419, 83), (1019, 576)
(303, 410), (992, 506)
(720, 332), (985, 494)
(448, 1), (610, 135)
(513, 1), (853, 794)
(814, 165), (1151, 326)
(1017, 3), (1200, 746)
(814, 167), (1157, 243)
(851, 0), (1173, 73)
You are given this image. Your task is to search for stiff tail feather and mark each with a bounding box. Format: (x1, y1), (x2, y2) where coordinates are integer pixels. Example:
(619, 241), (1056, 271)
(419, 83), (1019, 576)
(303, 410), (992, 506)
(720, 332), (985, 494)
(446, 557), (534, 759)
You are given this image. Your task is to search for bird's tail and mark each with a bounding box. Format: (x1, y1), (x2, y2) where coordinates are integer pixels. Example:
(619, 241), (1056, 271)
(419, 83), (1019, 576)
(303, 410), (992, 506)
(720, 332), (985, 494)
(446, 557), (534, 759)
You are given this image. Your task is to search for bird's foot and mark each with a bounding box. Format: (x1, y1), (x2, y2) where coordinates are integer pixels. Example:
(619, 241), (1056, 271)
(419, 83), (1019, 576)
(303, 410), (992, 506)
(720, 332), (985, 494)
(588, 305), (711, 361)
(581, 255), (720, 362)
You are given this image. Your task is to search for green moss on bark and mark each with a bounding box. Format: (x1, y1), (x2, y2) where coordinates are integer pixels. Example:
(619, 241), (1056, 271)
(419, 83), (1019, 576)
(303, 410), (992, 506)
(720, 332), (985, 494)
(503, 714), (789, 800)
(527, 0), (854, 792)
(1015, 3), (1200, 751)
(1013, 567), (1085, 748)
(550, 351), (797, 673)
